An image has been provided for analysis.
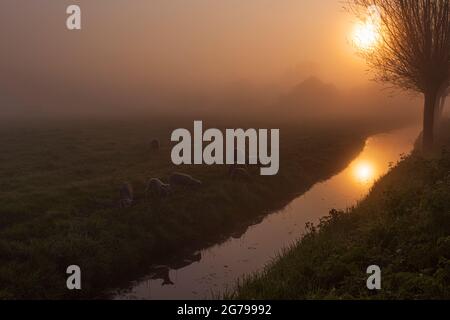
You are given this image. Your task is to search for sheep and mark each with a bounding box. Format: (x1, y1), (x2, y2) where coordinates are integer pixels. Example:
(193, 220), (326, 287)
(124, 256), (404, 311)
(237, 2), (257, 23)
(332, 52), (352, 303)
(150, 139), (160, 151)
(145, 178), (171, 198)
(169, 172), (202, 187)
(230, 167), (251, 181)
(119, 182), (134, 208)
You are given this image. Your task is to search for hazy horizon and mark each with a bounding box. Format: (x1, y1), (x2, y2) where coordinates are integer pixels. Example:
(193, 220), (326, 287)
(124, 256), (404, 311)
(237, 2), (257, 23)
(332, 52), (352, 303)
(0, 0), (399, 116)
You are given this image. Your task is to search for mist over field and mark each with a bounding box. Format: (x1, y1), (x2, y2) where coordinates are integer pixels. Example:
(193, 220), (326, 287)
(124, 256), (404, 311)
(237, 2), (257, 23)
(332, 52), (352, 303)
(0, 0), (422, 122)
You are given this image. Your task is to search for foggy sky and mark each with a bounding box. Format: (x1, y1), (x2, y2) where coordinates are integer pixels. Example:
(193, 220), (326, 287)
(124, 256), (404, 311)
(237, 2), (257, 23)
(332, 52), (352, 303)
(0, 0), (379, 114)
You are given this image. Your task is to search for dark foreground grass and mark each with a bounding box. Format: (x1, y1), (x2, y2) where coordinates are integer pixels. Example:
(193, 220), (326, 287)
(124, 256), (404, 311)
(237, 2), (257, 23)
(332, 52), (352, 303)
(231, 123), (450, 300)
(0, 115), (403, 299)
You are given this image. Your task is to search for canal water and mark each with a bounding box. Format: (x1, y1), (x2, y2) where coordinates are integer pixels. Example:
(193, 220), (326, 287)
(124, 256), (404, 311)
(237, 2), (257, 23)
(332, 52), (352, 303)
(115, 125), (421, 300)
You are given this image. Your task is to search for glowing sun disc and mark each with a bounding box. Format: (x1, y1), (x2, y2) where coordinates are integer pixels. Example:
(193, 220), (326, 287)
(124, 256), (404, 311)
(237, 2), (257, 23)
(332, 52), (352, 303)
(352, 22), (380, 50)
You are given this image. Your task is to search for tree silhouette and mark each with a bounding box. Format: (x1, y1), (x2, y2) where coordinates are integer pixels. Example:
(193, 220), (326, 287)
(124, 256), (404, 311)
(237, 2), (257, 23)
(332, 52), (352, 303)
(347, 0), (450, 152)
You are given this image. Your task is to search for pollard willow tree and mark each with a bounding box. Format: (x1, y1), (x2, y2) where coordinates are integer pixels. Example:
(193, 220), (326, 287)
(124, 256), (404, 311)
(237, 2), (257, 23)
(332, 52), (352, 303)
(348, 0), (450, 153)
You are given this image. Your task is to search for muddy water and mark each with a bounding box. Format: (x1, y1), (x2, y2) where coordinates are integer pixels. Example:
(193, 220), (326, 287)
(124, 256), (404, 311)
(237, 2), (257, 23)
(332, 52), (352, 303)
(114, 126), (421, 300)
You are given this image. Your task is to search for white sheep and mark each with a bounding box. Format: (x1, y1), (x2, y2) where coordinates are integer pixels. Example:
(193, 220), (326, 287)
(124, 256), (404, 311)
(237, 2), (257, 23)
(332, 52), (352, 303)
(119, 182), (134, 208)
(169, 172), (202, 187)
(145, 178), (171, 198)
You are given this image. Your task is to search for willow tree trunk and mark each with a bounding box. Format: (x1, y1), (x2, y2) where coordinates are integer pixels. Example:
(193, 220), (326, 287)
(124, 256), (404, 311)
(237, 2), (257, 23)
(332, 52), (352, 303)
(423, 90), (438, 154)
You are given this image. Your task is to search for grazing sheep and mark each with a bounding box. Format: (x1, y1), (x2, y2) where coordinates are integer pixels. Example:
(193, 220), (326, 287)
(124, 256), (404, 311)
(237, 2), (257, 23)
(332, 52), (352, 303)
(169, 172), (202, 187)
(150, 139), (160, 151)
(230, 167), (251, 181)
(145, 178), (171, 198)
(119, 182), (134, 208)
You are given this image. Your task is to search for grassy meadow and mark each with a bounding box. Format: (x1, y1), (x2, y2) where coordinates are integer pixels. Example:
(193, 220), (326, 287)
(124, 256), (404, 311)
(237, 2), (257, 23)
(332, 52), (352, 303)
(231, 122), (450, 300)
(0, 115), (409, 299)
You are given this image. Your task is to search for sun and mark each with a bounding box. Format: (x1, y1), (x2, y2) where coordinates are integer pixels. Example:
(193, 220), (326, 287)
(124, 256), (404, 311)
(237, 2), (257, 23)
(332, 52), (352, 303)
(352, 21), (380, 50)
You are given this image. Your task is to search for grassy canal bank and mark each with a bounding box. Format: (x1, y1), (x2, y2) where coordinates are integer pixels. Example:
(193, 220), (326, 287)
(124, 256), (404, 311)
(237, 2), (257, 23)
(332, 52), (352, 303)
(231, 122), (450, 300)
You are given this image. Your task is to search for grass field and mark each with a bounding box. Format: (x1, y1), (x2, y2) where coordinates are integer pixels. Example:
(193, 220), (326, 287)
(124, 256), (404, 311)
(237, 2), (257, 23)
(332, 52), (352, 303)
(0, 115), (408, 299)
(231, 122), (450, 300)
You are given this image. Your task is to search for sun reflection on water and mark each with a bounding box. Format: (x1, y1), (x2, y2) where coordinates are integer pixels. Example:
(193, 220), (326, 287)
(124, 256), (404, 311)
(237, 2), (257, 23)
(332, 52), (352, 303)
(353, 160), (376, 184)
(116, 126), (421, 300)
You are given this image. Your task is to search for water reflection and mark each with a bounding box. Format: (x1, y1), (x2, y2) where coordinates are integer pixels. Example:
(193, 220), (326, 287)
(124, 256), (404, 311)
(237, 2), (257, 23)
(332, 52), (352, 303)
(353, 160), (376, 184)
(114, 125), (420, 300)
